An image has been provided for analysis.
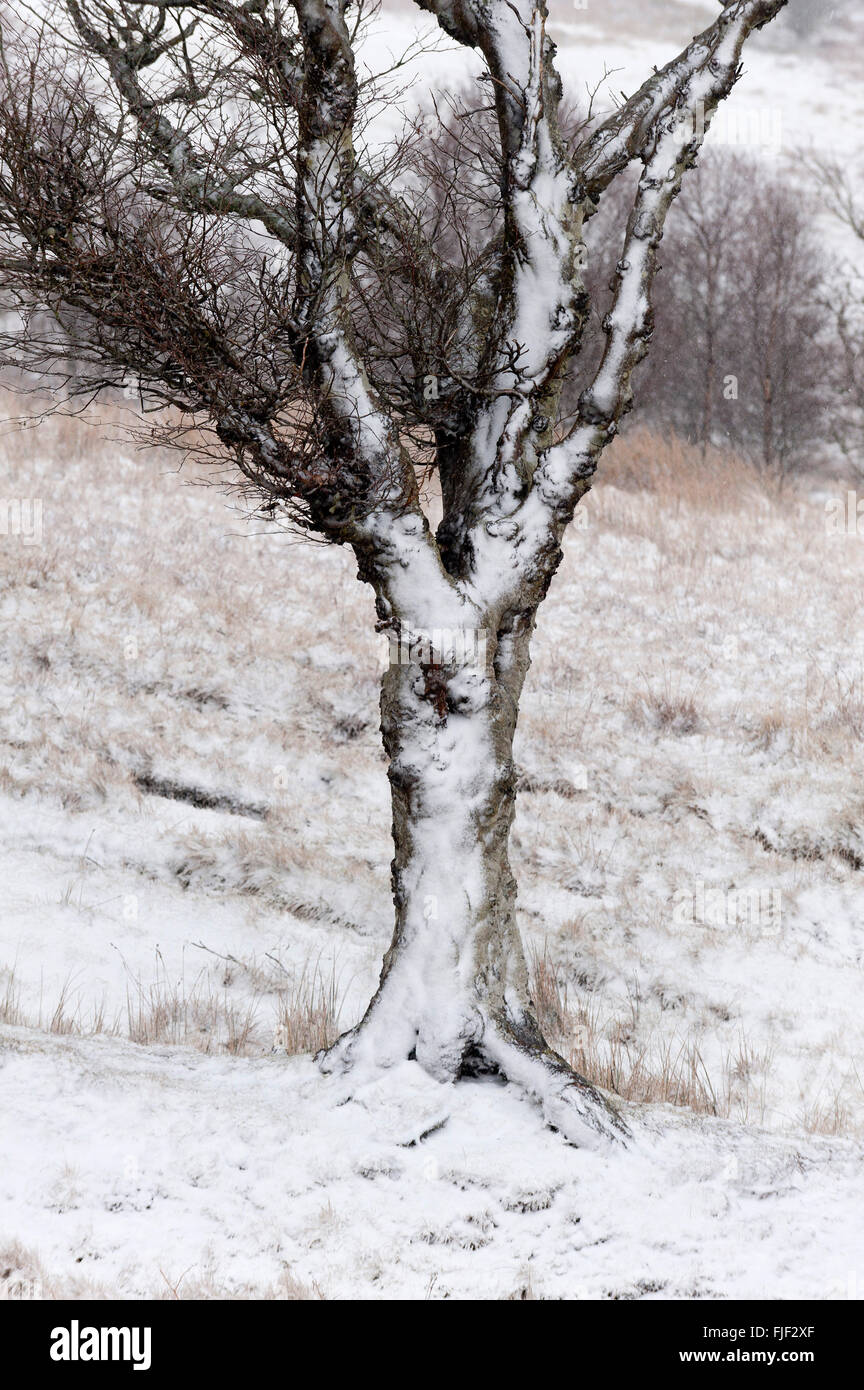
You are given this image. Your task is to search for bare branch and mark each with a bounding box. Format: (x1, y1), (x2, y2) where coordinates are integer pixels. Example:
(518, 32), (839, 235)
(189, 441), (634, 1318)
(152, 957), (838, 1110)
(574, 0), (787, 198)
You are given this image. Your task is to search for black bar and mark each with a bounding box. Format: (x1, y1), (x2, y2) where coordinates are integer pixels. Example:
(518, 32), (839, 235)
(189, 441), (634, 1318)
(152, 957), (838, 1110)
(1, 1298), (856, 1375)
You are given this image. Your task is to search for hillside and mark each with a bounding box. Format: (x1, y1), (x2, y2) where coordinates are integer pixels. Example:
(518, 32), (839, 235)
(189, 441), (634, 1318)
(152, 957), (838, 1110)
(2, 412), (863, 1298)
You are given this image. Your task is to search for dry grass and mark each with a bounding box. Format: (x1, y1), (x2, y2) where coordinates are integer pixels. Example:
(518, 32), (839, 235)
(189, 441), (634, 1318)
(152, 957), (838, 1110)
(273, 962), (343, 1054)
(0, 969), (114, 1036)
(629, 668), (703, 736)
(155, 1264), (320, 1300)
(124, 963), (260, 1055)
(742, 669), (864, 760)
(501, 1270), (539, 1301)
(0, 956), (345, 1059)
(0, 968), (24, 1028)
(0, 1239), (320, 1300)
(597, 426), (780, 513)
(531, 945), (768, 1121)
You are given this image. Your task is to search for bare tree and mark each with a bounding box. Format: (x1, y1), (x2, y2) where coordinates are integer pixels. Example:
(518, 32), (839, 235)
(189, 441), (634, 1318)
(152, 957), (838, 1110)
(802, 152), (864, 469)
(0, 0), (788, 1146)
(629, 155), (837, 476)
(785, 0), (841, 41)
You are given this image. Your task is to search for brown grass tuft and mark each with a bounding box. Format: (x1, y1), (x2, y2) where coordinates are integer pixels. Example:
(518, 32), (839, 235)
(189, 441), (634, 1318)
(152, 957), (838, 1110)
(531, 946), (764, 1119)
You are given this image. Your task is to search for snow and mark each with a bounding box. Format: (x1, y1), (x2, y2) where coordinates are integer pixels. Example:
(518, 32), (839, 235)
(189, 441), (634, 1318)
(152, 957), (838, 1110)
(3, 1030), (863, 1300)
(2, 0), (864, 1301)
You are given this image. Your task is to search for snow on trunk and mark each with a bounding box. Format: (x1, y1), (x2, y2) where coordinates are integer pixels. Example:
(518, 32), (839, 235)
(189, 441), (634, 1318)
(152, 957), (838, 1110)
(320, 620), (627, 1148)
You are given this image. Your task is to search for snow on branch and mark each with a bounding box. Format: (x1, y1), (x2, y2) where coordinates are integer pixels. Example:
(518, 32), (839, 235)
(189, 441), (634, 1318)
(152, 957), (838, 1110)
(0, 0), (789, 624)
(574, 0), (788, 198)
(530, 0), (789, 525)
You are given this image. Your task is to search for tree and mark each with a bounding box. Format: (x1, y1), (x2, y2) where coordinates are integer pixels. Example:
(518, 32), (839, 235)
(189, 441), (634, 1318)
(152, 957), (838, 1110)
(802, 152), (864, 472)
(0, 0), (788, 1147)
(629, 155), (836, 476)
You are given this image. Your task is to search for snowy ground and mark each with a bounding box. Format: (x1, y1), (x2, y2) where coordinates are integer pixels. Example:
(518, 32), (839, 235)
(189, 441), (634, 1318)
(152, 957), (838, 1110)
(1, 410), (863, 1299)
(3, 1033), (863, 1301)
(2, 0), (864, 1303)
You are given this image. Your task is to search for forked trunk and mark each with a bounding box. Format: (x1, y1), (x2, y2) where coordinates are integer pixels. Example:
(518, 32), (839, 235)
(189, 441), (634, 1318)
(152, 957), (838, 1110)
(320, 619), (626, 1148)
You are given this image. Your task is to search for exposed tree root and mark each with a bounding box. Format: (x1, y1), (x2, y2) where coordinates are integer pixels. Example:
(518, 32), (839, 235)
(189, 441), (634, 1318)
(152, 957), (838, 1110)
(475, 1026), (629, 1149)
(318, 1015), (628, 1150)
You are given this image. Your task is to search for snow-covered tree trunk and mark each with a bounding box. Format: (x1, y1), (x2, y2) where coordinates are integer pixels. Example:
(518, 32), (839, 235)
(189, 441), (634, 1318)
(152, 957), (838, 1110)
(322, 603), (625, 1145)
(322, 606), (625, 1145)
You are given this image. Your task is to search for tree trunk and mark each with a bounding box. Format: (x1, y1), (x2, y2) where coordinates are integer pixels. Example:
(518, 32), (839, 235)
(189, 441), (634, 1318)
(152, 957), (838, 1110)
(320, 616), (627, 1148)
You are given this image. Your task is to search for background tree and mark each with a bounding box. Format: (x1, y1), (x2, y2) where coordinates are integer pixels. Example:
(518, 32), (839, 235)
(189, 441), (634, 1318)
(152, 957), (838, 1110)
(0, 0), (788, 1146)
(802, 152), (864, 472)
(578, 154), (838, 477)
(785, 0), (838, 41)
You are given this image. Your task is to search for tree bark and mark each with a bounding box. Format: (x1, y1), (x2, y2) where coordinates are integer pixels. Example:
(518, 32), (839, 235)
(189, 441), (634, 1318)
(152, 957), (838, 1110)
(320, 613), (627, 1148)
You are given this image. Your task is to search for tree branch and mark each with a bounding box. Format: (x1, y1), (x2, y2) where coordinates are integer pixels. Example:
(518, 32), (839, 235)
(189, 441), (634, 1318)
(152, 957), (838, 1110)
(463, 0), (788, 604)
(573, 0), (787, 198)
(65, 0), (299, 243)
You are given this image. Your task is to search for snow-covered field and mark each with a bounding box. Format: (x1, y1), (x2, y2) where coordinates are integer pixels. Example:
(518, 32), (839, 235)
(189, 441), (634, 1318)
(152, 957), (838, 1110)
(1, 408), (863, 1299)
(2, 0), (864, 1303)
(4, 1036), (864, 1301)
